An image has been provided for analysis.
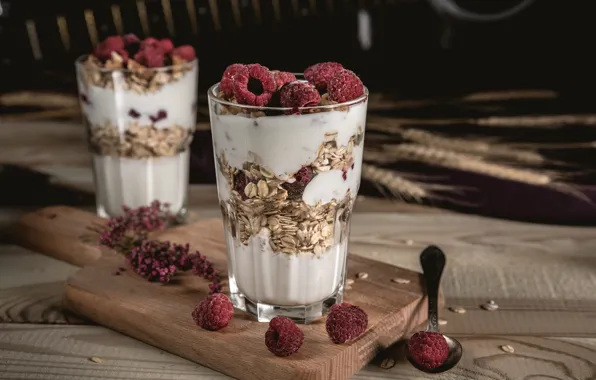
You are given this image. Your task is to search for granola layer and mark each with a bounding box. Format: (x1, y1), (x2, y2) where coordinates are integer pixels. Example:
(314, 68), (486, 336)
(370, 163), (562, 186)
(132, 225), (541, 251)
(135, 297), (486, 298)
(78, 54), (194, 95)
(87, 122), (194, 158)
(217, 131), (363, 256)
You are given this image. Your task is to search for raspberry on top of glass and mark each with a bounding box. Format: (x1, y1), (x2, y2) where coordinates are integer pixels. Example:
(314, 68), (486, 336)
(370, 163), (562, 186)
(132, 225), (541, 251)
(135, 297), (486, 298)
(76, 34), (198, 219)
(215, 62), (365, 112)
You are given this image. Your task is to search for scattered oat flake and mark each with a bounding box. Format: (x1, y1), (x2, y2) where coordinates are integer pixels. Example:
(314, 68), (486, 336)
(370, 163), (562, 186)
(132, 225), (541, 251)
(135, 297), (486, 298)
(405, 239), (413, 246)
(345, 285), (352, 290)
(379, 357), (396, 369)
(89, 357), (103, 363)
(449, 306), (466, 314)
(438, 318), (448, 326)
(500, 345), (515, 353)
(481, 301), (499, 311)
(357, 272), (368, 279)
(346, 278), (355, 285)
(391, 277), (410, 284)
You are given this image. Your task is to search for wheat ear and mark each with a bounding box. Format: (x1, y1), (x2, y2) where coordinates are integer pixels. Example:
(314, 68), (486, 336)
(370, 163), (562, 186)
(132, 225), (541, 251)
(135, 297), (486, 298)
(476, 114), (596, 128)
(361, 164), (429, 202)
(400, 128), (545, 165)
(0, 92), (79, 108)
(384, 144), (553, 185)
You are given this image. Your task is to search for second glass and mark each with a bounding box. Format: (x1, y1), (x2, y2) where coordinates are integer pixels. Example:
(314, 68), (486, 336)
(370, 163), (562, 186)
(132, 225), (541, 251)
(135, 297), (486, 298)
(208, 80), (368, 323)
(75, 54), (198, 219)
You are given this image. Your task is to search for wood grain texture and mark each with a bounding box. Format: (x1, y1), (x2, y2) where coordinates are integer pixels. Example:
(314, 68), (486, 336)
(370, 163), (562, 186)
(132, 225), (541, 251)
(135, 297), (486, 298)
(1, 324), (595, 380)
(4, 205), (596, 336)
(10, 206), (104, 267)
(62, 217), (433, 380)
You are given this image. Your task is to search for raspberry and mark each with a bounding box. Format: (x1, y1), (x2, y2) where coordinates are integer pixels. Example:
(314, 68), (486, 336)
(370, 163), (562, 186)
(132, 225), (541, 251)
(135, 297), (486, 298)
(149, 109), (167, 123)
(233, 171), (253, 199)
(128, 108), (141, 118)
(233, 64), (276, 106)
(327, 69), (365, 103)
(134, 46), (165, 68)
(159, 38), (174, 54)
(407, 331), (449, 370)
(93, 35), (125, 61)
(265, 317), (304, 357)
(282, 166), (313, 200)
(280, 81), (321, 109)
(294, 166), (313, 186)
(325, 303), (368, 344)
(192, 293), (234, 331)
(273, 71), (297, 90)
(172, 45), (196, 61)
(304, 62), (343, 92)
(140, 37), (160, 50)
(220, 63), (246, 99)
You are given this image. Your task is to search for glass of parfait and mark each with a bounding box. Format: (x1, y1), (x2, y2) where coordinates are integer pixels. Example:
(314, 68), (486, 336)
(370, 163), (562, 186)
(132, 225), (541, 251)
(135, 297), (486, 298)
(76, 34), (198, 220)
(208, 63), (368, 323)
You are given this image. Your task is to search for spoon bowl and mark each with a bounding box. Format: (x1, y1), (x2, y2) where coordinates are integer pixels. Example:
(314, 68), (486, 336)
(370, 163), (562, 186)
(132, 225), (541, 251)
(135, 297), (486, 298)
(405, 245), (463, 373)
(406, 334), (463, 373)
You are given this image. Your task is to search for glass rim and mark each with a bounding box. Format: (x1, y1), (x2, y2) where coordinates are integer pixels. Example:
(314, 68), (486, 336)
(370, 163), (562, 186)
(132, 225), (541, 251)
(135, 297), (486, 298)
(207, 78), (369, 112)
(74, 54), (198, 73)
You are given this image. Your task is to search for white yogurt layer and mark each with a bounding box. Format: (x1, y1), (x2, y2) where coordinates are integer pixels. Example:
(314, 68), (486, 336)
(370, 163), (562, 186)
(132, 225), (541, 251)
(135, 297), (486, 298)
(93, 151), (189, 217)
(228, 231), (347, 306)
(211, 100), (368, 177)
(78, 62), (198, 129)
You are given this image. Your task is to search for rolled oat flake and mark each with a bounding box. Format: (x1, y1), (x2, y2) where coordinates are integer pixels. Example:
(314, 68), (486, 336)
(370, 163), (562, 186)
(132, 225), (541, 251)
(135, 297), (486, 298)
(89, 356), (103, 363)
(481, 300), (499, 311)
(449, 306), (466, 314)
(500, 345), (515, 353)
(379, 357), (396, 369)
(357, 272), (368, 279)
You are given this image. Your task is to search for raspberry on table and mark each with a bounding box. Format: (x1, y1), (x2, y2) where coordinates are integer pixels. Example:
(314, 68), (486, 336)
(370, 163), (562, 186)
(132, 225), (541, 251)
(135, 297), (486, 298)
(220, 63), (246, 99)
(233, 64), (276, 106)
(327, 69), (365, 103)
(280, 81), (321, 109)
(325, 303), (368, 344)
(192, 293), (234, 331)
(407, 331), (449, 370)
(264, 317), (304, 357)
(304, 62), (343, 92)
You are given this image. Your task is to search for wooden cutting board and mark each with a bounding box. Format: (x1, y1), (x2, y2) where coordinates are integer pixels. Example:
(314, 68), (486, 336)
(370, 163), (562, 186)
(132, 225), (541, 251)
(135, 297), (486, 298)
(11, 206), (439, 380)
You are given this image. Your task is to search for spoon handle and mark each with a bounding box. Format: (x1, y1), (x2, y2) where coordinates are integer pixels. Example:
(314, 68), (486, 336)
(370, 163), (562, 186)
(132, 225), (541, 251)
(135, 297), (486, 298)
(420, 245), (446, 332)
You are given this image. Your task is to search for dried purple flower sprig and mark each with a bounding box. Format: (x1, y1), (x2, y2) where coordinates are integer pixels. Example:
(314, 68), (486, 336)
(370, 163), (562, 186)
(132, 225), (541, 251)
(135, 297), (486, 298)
(99, 200), (171, 252)
(99, 201), (222, 293)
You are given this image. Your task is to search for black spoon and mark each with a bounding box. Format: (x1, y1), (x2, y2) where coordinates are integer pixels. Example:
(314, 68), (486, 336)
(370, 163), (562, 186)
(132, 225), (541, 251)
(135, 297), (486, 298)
(406, 245), (463, 373)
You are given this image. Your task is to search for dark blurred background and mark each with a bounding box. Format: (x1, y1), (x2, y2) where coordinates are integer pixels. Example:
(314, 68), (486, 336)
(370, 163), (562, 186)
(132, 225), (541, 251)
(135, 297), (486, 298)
(1, 0), (595, 98)
(2, 0), (596, 224)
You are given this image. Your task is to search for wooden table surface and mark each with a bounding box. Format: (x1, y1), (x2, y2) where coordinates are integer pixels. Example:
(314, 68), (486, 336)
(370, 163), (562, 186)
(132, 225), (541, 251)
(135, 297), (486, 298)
(1, 122), (596, 380)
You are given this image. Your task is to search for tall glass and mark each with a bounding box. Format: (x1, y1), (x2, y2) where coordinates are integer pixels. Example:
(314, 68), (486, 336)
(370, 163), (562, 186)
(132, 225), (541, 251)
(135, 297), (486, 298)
(75, 55), (198, 219)
(208, 81), (368, 323)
